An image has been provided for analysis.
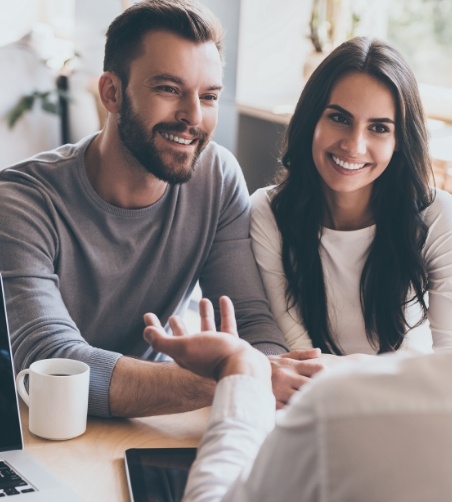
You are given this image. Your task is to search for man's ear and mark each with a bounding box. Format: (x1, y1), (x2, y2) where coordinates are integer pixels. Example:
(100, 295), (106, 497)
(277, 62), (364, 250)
(97, 71), (123, 114)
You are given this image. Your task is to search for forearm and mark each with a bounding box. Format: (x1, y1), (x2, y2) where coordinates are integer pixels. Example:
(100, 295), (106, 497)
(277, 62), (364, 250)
(108, 356), (215, 417)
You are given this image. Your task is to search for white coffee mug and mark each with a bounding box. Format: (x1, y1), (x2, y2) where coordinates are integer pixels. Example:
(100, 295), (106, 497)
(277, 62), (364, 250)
(16, 358), (90, 440)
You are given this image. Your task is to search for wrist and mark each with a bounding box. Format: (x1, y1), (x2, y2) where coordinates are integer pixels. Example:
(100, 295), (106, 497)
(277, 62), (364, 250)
(217, 351), (272, 387)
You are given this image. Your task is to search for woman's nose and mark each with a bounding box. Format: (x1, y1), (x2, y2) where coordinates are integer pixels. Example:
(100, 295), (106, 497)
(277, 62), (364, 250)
(340, 128), (367, 156)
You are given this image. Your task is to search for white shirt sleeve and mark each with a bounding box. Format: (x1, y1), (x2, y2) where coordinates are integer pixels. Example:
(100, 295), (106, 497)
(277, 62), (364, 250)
(183, 374), (276, 502)
(250, 188), (313, 351)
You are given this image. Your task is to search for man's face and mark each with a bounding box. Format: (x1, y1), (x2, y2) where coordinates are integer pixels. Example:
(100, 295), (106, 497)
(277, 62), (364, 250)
(117, 30), (223, 184)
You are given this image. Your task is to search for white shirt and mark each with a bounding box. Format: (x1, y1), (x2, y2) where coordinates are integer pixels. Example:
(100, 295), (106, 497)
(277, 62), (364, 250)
(250, 186), (452, 354)
(184, 351), (452, 502)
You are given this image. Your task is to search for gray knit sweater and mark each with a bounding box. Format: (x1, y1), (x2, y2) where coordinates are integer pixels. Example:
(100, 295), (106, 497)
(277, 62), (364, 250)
(0, 135), (287, 416)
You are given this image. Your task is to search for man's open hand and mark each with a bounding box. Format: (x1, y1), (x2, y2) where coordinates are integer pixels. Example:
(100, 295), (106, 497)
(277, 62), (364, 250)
(143, 296), (271, 384)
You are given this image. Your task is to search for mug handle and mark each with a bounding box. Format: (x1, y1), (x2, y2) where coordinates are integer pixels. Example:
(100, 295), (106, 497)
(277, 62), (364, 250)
(16, 369), (31, 407)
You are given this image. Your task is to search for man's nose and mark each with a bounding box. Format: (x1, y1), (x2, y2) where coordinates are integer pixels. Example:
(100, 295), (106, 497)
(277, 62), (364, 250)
(175, 95), (202, 126)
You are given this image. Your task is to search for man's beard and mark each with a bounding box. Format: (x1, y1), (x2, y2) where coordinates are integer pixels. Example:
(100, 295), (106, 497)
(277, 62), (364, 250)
(117, 92), (209, 184)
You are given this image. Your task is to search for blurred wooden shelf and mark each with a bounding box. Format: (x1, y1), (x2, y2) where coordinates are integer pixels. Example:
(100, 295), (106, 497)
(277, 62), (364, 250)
(430, 121), (452, 192)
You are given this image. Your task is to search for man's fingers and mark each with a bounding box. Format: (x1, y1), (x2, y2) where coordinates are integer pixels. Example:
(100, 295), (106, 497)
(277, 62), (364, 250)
(145, 326), (171, 353)
(199, 298), (216, 332)
(144, 312), (163, 328)
(143, 313), (167, 344)
(169, 315), (189, 337)
(219, 296), (238, 336)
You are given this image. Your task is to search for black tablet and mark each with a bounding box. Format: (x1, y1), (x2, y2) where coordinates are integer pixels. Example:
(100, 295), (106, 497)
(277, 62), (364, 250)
(125, 447), (197, 502)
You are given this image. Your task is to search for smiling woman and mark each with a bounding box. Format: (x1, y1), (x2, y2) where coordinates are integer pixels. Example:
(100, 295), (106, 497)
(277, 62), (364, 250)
(250, 36), (452, 366)
(311, 72), (397, 218)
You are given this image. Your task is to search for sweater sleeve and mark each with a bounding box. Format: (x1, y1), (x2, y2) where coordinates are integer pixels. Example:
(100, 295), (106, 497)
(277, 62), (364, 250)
(0, 175), (121, 417)
(198, 148), (288, 356)
(250, 188), (314, 351)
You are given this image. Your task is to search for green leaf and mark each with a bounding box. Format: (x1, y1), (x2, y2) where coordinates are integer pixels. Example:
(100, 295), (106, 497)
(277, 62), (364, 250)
(6, 94), (36, 128)
(5, 90), (63, 128)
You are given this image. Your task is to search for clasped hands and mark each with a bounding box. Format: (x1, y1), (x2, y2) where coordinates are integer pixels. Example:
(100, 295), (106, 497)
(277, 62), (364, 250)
(143, 296), (324, 408)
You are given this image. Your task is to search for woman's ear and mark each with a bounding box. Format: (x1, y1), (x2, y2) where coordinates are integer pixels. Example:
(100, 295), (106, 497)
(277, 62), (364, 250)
(97, 71), (123, 114)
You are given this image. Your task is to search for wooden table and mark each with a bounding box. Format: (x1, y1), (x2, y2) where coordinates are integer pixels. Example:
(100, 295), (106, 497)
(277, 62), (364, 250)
(20, 401), (210, 501)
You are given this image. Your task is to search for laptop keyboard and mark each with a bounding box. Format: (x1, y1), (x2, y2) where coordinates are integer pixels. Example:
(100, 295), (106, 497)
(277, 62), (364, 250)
(0, 461), (36, 497)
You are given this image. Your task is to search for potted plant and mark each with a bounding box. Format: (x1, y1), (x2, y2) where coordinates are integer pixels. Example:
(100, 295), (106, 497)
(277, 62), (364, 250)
(304, 0), (361, 81)
(6, 55), (76, 144)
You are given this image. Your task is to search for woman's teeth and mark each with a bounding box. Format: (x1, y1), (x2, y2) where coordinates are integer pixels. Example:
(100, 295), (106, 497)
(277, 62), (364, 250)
(161, 132), (193, 145)
(332, 155), (365, 170)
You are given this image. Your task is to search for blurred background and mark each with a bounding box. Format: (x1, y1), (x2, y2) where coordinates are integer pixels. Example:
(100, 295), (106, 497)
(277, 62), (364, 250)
(1, 0), (451, 192)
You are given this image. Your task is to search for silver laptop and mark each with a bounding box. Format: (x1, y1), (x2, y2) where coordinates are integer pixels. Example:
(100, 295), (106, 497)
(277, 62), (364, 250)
(0, 274), (84, 501)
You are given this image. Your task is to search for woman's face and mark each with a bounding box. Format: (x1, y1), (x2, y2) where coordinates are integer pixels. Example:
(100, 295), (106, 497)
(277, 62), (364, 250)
(312, 72), (397, 200)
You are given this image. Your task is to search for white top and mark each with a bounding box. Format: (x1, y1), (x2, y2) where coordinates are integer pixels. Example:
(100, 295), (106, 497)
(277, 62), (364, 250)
(250, 186), (452, 354)
(184, 351), (452, 502)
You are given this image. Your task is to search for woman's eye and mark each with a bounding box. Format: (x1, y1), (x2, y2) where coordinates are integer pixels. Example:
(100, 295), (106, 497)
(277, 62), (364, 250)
(329, 113), (348, 125)
(371, 124), (390, 134)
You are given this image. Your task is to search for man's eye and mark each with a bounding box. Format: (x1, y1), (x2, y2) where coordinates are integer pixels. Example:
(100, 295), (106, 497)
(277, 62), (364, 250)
(202, 94), (218, 101)
(157, 86), (177, 94)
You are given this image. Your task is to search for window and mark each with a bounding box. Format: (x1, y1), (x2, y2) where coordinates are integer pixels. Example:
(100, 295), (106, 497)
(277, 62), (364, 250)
(387, 0), (452, 88)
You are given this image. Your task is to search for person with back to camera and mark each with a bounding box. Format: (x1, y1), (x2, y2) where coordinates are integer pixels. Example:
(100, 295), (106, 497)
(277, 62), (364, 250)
(0, 0), (323, 419)
(250, 36), (452, 367)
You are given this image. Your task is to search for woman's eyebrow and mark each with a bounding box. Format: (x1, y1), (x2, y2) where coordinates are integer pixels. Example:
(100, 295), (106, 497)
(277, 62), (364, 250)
(326, 103), (395, 124)
(326, 104), (352, 117)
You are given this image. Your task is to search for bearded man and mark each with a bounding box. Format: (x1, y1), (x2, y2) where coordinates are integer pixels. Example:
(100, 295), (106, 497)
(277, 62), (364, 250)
(0, 0), (322, 418)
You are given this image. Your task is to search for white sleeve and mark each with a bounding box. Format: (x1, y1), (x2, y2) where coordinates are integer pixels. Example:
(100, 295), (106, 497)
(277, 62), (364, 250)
(250, 188), (313, 350)
(183, 375), (276, 502)
(423, 189), (452, 350)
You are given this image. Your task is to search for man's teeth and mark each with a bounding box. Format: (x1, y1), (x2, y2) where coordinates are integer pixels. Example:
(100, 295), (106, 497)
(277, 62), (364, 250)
(161, 132), (193, 145)
(332, 155), (365, 170)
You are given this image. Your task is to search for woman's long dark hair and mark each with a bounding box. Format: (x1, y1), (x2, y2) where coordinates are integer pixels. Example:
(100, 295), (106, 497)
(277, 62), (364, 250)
(271, 37), (434, 354)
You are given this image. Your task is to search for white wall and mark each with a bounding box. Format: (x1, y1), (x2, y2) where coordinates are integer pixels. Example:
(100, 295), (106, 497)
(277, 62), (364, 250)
(0, 44), (61, 170)
(236, 0), (313, 106)
(0, 1), (60, 169)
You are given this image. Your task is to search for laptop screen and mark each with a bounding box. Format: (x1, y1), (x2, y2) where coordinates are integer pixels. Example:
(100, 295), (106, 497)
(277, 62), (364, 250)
(0, 275), (23, 452)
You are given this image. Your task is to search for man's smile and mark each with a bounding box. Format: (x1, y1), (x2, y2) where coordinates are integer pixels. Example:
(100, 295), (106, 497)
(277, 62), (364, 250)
(159, 131), (196, 145)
